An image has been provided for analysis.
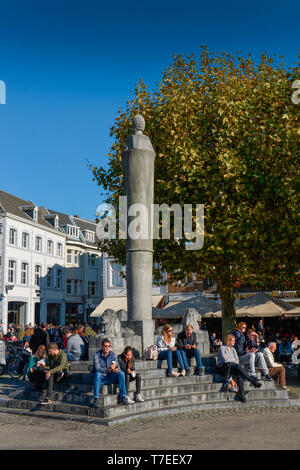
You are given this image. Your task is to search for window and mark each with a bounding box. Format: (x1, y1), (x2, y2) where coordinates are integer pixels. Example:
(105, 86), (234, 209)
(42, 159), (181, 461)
(8, 260), (16, 283)
(56, 269), (62, 289)
(88, 253), (97, 268)
(47, 240), (53, 255)
(47, 268), (52, 287)
(35, 265), (42, 286)
(33, 207), (38, 222)
(74, 250), (80, 265)
(35, 236), (42, 252)
(9, 228), (16, 245)
(22, 232), (29, 249)
(65, 225), (79, 238)
(84, 230), (95, 243)
(67, 250), (72, 264)
(67, 279), (72, 294)
(88, 281), (96, 296)
(57, 243), (62, 257)
(110, 262), (123, 287)
(74, 280), (79, 295)
(21, 263), (28, 285)
(0, 223), (3, 234)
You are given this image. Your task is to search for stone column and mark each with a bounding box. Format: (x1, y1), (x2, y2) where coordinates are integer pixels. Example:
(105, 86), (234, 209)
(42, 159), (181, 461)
(122, 115), (156, 355)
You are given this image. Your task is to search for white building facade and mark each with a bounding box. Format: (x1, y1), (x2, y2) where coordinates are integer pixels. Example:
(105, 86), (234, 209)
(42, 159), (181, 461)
(0, 191), (66, 333)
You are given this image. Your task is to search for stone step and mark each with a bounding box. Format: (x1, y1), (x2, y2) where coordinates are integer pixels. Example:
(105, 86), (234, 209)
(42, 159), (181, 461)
(88, 341), (211, 360)
(47, 374), (215, 394)
(0, 394), (290, 427)
(68, 355), (218, 373)
(22, 378), (277, 407)
(101, 389), (289, 419)
(3, 387), (288, 423)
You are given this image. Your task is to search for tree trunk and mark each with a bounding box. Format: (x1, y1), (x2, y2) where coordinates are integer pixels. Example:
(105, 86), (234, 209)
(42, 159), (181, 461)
(217, 276), (237, 340)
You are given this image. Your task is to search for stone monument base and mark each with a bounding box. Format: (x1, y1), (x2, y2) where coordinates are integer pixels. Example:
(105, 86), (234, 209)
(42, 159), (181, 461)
(88, 334), (143, 360)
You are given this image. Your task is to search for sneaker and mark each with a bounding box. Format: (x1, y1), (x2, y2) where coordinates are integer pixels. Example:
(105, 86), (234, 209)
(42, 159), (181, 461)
(239, 393), (247, 403)
(41, 397), (53, 405)
(185, 369), (191, 376)
(196, 368), (205, 376)
(119, 395), (135, 405)
(282, 385), (288, 390)
(168, 370), (180, 377)
(180, 370), (186, 377)
(264, 374), (273, 381)
(38, 392), (47, 402)
(92, 398), (100, 408)
(252, 379), (262, 389)
(135, 394), (145, 403)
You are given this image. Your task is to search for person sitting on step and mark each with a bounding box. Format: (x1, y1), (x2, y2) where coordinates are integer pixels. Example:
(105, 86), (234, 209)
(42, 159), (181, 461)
(63, 327), (86, 361)
(245, 328), (273, 381)
(263, 342), (287, 389)
(91, 338), (135, 408)
(118, 346), (144, 403)
(233, 322), (271, 381)
(176, 324), (205, 376)
(217, 334), (263, 403)
(156, 324), (185, 377)
(40, 342), (69, 404)
(27, 344), (49, 393)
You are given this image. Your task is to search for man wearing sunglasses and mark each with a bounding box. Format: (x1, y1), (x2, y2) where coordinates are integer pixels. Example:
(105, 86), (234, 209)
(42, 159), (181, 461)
(91, 338), (134, 408)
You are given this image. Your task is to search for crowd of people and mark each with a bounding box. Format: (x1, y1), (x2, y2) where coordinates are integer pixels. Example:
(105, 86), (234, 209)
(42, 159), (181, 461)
(0, 317), (298, 407)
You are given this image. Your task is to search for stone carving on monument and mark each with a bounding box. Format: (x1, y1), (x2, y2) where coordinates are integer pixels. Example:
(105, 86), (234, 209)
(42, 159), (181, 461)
(99, 308), (136, 338)
(87, 308), (141, 360)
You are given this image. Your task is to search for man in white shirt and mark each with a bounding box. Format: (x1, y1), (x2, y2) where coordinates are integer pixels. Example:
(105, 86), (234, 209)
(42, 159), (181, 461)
(263, 342), (287, 389)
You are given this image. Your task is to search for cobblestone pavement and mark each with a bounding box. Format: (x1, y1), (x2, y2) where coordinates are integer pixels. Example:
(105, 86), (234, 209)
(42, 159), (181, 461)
(0, 406), (300, 449)
(0, 368), (299, 450)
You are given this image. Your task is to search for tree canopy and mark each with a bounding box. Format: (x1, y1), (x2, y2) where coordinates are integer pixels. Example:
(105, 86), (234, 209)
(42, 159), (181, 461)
(91, 48), (300, 336)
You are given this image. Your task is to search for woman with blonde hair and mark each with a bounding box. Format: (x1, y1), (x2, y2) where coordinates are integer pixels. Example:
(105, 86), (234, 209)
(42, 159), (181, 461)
(27, 344), (49, 393)
(216, 334), (262, 402)
(156, 324), (185, 377)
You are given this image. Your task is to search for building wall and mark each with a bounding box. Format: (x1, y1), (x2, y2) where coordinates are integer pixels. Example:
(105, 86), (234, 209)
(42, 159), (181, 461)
(0, 214), (66, 332)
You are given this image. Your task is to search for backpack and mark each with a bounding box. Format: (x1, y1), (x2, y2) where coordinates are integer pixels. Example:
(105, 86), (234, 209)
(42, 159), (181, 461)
(145, 345), (158, 360)
(221, 376), (239, 394)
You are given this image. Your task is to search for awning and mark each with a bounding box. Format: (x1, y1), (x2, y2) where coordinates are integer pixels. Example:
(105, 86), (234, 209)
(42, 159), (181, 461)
(90, 295), (164, 317)
(209, 292), (300, 318)
(159, 295), (221, 319)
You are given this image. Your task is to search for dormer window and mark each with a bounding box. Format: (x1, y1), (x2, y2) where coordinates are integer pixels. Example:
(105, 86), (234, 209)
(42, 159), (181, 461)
(21, 205), (38, 222)
(63, 225), (79, 238)
(83, 230), (95, 243)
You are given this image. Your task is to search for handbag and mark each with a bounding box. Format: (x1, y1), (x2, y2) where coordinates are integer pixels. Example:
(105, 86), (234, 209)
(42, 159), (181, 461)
(145, 345), (158, 360)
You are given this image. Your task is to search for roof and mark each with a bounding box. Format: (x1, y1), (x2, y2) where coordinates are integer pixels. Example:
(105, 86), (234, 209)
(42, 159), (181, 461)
(0, 190), (99, 246)
(47, 210), (99, 247)
(0, 190), (61, 231)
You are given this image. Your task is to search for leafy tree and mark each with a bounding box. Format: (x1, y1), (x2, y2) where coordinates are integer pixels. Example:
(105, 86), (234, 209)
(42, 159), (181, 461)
(90, 48), (300, 337)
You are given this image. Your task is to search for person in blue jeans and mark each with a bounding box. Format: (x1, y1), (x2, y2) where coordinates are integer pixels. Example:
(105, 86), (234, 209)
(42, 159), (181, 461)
(91, 338), (134, 408)
(156, 324), (185, 377)
(176, 324), (205, 376)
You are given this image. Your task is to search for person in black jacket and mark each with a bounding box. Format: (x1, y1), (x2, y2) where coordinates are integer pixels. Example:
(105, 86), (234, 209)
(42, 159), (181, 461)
(29, 322), (50, 355)
(118, 346), (144, 403)
(233, 323), (272, 381)
(176, 324), (205, 376)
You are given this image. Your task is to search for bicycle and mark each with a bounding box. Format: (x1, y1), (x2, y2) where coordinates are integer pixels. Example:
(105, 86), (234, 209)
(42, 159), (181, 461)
(0, 340), (26, 379)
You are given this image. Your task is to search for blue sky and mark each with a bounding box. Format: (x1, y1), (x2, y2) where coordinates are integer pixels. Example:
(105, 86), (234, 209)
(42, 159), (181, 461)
(0, 0), (299, 220)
